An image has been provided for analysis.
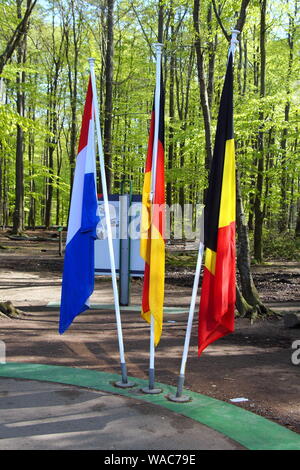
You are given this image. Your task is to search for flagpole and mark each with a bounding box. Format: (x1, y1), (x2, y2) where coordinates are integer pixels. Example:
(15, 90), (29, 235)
(168, 240), (204, 402)
(88, 58), (134, 389)
(141, 42), (163, 395)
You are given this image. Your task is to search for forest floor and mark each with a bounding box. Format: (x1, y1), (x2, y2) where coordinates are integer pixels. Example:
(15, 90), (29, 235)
(0, 229), (299, 435)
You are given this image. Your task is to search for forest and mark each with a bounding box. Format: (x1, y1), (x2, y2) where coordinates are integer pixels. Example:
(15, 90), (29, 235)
(0, 0), (299, 315)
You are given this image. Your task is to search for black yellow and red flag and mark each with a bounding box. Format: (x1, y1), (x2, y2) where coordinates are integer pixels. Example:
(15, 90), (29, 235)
(198, 51), (236, 356)
(140, 76), (165, 347)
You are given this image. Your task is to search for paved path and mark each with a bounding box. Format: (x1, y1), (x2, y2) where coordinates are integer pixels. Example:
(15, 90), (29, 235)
(1, 363), (300, 451)
(0, 377), (242, 451)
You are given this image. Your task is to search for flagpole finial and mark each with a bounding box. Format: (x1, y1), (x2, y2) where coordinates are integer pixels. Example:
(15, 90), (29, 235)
(229, 29), (240, 59)
(152, 43), (164, 55)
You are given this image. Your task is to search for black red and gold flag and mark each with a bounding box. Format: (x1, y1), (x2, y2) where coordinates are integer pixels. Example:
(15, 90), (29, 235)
(140, 76), (165, 347)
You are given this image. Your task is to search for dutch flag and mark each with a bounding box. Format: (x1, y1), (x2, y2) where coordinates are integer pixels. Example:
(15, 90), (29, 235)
(59, 77), (99, 334)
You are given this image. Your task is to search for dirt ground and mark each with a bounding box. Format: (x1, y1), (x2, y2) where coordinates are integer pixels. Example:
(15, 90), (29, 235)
(0, 229), (300, 435)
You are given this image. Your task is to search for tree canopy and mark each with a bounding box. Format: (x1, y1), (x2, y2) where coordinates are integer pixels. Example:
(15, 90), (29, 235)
(0, 0), (299, 264)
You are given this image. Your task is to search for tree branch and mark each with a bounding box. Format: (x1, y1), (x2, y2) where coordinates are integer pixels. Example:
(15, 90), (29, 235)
(0, 0), (37, 75)
(130, 1), (155, 60)
(212, 0), (251, 41)
(234, 0), (251, 33)
(212, 0), (230, 41)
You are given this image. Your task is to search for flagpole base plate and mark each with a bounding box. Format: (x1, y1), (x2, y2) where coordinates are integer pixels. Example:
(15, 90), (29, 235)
(166, 393), (192, 403)
(141, 386), (163, 394)
(114, 380), (136, 389)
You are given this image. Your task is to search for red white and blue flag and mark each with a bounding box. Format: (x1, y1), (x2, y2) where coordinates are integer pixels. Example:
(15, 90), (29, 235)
(59, 77), (99, 334)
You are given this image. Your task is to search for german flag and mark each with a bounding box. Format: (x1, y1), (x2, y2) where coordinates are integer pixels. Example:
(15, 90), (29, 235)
(140, 76), (165, 347)
(198, 51), (236, 356)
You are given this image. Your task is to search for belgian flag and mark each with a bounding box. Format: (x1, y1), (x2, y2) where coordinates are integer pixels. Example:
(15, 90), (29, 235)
(140, 74), (165, 347)
(198, 51), (236, 356)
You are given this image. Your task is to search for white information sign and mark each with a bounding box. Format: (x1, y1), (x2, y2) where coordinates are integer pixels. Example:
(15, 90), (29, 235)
(94, 195), (145, 276)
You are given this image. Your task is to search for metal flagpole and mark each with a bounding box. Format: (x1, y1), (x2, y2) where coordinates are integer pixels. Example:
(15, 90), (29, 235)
(141, 43), (163, 395)
(168, 29), (240, 403)
(168, 240), (204, 402)
(88, 58), (134, 388)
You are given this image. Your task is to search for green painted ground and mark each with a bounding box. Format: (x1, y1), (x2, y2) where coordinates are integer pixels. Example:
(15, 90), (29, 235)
(0, 362), (299, 450)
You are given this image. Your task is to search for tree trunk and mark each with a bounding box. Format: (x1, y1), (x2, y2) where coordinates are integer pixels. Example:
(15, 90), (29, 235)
(278, 100), (290, 233)
(253, 0), (267, 263)
(295, 195), (300, 238)
(167, 3), (175, 233)
(0, 78), (5, 227)
(45, 33), (63, 228)
(242, 38), (248, 95)
(193, 0), (212, 170)
(28, 105), (36, 229)
(3, 150), (9, 228)
(12, 0), (27, 235)
(248, 30), (259, 231)
(64, 0), (81, 193)
(0, 141), (2, 228)
(207, 3), (217, 111)
(236, 285), (254, 318)
(236, 170), (272, 317)
(69, 76), (77, 189)
(176, 46), (194, 238)
(103, 0), (115, 193)
(279, 2), (297, 232)
(263, 127), (274, 222)
(44, 142), (54, 228)
(56, 138), (63, 226)
(158, 0), (164, 42)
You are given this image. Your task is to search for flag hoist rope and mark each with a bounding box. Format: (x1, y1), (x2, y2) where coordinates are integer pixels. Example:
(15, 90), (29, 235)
(88, 58), (134, 388)
(143, 43), (163, 394)
(168, 29), (240, 402)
